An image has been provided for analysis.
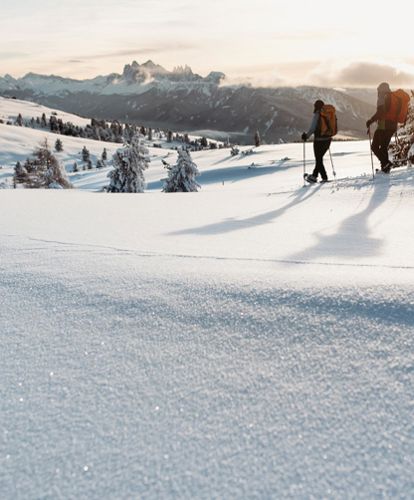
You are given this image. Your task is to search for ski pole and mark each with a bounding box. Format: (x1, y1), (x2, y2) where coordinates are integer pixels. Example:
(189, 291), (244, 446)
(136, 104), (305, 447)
(328, 146), (336, 179)
(303, 140), (306, 186)
(368, 126), (375, 180)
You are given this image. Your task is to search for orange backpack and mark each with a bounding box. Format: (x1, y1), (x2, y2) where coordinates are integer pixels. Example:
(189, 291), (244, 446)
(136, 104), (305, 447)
(384, 89), (410, 124)
(319, 105), (338, 137)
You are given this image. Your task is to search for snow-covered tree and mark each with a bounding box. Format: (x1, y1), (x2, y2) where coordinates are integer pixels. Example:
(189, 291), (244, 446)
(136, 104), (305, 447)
(389, 91), (414, 166)
(107, 135), (150, 193)
(163, 148), (200, 193)
(55, 138), (63, 152)
(81, 146), (90, 162)
(13, 139), (72, 189)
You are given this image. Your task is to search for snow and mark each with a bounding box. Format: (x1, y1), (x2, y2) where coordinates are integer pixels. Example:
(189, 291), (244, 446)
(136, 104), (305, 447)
(0, 96), (90, 127)
(1, 99), (414, 498)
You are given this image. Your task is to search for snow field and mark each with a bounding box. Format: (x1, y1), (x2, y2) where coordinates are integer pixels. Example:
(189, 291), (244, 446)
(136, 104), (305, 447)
(1, 98), (414, 499)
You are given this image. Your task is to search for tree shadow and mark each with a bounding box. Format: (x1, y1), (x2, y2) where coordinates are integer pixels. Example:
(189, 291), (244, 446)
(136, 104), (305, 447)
(168, 184), (321, 236)
(288, 177), (391, 261)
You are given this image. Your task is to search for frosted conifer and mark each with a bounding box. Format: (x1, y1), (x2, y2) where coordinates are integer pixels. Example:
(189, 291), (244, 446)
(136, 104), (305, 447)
(389, 91), (414, 166)
(55, 138), (63, 152)
(163, 148), (200, 192)
(107, 135), (149, 193)
(14, 139), (72, 189)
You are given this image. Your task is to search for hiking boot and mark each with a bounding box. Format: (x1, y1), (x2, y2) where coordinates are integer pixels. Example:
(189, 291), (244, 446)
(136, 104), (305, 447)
(381, 162), (393, 174)
(304, 174), (317, 183)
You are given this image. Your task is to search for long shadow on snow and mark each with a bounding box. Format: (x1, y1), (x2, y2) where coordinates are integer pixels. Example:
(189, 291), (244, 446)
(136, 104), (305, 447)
(147, 159), (294, 191)
(168, 183), (321, 236)
(288, 175), (391, 261)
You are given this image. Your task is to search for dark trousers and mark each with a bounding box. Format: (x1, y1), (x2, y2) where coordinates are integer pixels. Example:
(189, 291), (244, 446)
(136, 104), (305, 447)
(312, 139), (331, 180)
(371, 129), (395, 167)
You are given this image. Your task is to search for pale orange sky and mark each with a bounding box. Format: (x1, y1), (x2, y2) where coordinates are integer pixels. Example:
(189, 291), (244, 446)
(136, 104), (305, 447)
(2, 0), (414, 87)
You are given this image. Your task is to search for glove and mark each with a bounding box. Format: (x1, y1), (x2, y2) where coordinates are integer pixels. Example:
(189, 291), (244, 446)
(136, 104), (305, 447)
(366, 119), (372, 129)
(301, 132), (307, 141)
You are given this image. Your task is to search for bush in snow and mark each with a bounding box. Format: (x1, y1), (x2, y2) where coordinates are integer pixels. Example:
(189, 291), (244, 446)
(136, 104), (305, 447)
(13, 139), (72, 189)
(162, 148), (200, 193)
(389, 91), (414, 166)
(55, 138), (63, 152)
(107, 135), (150, 193)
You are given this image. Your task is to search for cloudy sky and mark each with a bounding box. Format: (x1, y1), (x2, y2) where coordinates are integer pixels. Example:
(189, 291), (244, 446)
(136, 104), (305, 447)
(2, 0), (414, 87)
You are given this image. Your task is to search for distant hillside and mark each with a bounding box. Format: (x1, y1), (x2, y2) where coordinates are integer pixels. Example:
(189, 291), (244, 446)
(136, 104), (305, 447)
(0, 61), (375, 144)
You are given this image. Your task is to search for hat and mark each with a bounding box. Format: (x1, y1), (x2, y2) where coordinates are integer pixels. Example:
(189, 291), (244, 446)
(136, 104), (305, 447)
(377, 82), (391, 93)
(314, 99), (324, 112)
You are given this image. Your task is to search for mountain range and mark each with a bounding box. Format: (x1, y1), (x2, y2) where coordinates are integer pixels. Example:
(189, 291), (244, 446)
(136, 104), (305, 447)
(0, 61), (376, 144)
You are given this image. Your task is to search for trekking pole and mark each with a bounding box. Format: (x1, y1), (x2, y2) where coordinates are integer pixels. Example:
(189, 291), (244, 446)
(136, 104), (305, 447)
(302, 140), (306, 186)
(368, 126), (375, 180)
(328, 146), (336, 180)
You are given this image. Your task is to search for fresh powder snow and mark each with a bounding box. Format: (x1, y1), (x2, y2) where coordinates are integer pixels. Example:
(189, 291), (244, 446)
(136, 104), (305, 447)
(0, 98), (413, 499)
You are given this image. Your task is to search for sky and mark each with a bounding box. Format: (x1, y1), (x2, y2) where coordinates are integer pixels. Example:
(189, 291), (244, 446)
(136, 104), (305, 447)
(2, 0), (414, 87)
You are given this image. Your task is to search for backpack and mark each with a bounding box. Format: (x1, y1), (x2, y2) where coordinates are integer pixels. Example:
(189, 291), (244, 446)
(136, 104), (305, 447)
(319, 105), (338, 137)
(384, 89), (410, 124)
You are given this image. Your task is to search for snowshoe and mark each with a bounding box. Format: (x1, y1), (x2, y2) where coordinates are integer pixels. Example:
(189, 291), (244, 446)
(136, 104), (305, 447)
(304, 173), (317, 184)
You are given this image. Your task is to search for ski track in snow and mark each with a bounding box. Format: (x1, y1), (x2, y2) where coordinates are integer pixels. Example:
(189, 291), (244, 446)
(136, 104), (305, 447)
(4, 234), (414, 271)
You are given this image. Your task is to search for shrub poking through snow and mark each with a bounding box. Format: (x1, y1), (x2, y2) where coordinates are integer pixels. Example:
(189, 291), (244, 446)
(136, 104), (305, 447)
(163, 148), (200, 192)
(107, 135), (149, 193)
(389, 91), (414, 166)
(13, 139), (72, 189)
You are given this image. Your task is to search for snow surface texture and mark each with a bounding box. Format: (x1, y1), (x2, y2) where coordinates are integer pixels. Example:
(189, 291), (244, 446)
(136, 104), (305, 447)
(1, 101), (414, 499)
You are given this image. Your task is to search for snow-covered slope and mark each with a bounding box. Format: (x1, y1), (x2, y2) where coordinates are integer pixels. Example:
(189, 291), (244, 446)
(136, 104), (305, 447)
(0, 96), (90, 126)
(1, 103), (413, 498)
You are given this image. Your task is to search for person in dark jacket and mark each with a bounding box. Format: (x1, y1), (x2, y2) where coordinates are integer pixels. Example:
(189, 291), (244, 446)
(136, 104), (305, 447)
(301, 100), (331, 183)
(366, 82), (397, 173)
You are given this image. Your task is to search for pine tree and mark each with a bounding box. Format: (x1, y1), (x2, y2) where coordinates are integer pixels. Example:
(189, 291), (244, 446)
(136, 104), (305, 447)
(102, 148), (108, 161)
(254, 130), (261, 148)
(55, 138), (63, 152)
(96, 159), (104, 169)
(14, 161), (26, 184)
(15, 113), (23, 126)
(163, 148), (200, 193)
(73, 162), (79, 173)
(389, 91), (414, 166)
(13, 139), (72, 189)
(81, 146), (90, 162)
(107, 135), (150, 193)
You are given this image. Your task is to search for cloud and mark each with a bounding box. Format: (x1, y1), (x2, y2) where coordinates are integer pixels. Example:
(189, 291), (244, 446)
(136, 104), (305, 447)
(67, 43), (197, 63)
(312, 61), (414, 87)
(0, 51), (29, 60)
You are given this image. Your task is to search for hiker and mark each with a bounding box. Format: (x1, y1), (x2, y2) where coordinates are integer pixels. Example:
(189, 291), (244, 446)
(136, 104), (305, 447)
(301, 100), (331, 183)
(366, 82), (397, 173)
